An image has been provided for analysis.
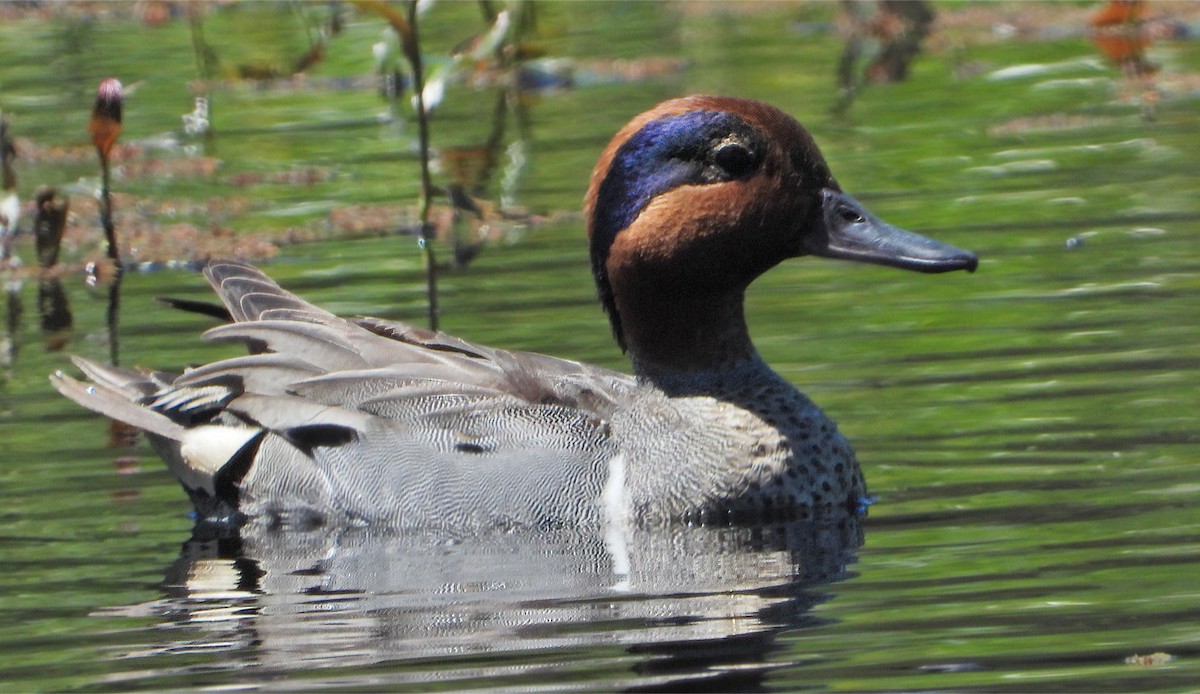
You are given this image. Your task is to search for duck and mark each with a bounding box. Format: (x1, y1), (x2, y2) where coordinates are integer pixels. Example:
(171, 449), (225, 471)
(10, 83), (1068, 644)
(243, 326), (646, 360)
(53, 96), (977, 533)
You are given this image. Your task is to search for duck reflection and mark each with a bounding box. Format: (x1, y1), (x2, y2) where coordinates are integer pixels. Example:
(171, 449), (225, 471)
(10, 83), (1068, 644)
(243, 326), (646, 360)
(102, 519), (861, 689)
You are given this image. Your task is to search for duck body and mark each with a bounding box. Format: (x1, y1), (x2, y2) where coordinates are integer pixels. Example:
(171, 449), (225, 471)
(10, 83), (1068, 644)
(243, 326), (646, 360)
(54, 96), (975, 532)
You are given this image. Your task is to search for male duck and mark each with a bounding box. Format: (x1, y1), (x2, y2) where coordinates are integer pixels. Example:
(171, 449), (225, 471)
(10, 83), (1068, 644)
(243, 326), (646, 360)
(53, 96), (976, 531)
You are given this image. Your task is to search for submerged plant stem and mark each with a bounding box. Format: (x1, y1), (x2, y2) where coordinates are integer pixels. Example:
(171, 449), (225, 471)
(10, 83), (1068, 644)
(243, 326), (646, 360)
(106, 270), (122, 366)
(99, 156), (122, 366)
(99, 159), (119, 267)
(407, 0), (438, 331)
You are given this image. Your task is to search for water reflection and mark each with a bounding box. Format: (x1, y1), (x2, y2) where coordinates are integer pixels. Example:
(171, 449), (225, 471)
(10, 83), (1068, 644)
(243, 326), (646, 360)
(33, 188), (73, 348)
(440, 88), (534, 269)
(3, 283), (18, 367)
(99, 519), (861, 688)
(1090, 0), (1161, 120)
(832, 0), (935, 115)
(36, 279), (71, 342)
(2, 113), (20, 366)
(104, 271), (123, 365)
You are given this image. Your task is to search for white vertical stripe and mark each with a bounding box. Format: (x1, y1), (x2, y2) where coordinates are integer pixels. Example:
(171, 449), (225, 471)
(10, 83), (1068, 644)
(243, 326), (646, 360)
(601, 453), (631, 590)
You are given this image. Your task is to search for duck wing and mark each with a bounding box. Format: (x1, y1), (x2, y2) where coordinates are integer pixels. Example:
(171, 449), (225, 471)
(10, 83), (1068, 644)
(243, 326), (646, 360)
(204, 260), (636, 411)
(53, 260), (635, 530)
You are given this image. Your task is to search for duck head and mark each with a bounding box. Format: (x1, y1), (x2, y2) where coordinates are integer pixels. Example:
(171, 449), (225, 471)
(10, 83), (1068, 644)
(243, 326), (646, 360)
(584, 96), (976, 375)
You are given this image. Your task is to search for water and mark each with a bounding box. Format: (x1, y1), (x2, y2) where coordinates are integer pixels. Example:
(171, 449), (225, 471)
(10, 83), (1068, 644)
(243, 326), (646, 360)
(2, 3), (1199, 691)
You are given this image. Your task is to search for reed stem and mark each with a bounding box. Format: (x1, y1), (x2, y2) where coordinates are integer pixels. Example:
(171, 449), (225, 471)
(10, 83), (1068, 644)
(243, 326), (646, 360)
(406, 0), (438, 331)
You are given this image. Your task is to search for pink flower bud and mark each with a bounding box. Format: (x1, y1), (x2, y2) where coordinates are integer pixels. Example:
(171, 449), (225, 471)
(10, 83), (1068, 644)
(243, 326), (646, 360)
(89, 78), (124, 158)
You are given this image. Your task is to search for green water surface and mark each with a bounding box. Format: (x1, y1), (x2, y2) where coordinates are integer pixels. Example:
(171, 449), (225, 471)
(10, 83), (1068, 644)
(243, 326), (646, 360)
(1, 3), (1198, 691)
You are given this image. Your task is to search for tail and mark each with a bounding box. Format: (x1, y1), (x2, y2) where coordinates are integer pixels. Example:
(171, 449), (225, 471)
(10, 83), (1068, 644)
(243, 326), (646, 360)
(50, 357), (186, 442)
(51, 356), (261, 524)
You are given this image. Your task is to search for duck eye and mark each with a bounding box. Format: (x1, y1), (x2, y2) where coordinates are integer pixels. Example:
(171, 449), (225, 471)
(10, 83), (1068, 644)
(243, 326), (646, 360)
(712, 142), (756, 177)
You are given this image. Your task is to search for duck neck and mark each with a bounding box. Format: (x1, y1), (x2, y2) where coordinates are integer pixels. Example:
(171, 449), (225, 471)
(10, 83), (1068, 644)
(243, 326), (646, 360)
(618, 289), (762, 390)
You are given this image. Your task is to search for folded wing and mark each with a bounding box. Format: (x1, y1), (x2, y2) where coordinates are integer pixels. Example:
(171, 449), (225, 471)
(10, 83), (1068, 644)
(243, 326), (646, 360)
(53, 260), (636, 531)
